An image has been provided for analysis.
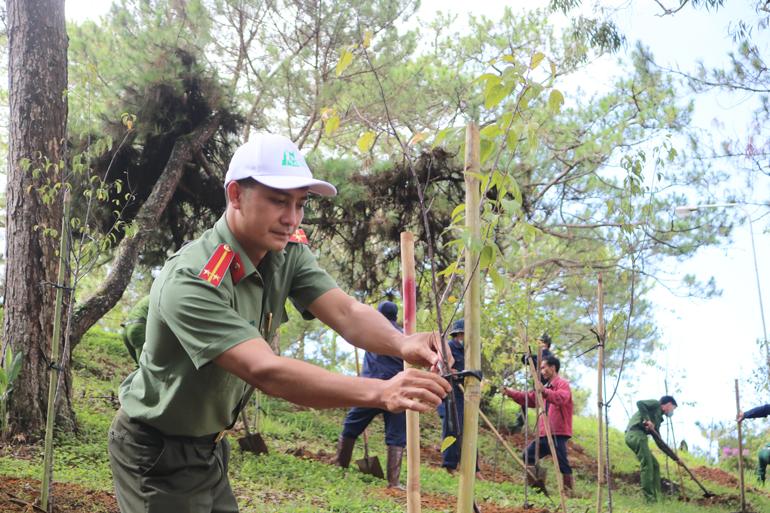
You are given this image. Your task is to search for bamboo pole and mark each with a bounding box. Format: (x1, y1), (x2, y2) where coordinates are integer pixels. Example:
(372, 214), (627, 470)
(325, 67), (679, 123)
(400, 232), (421, 513)
(735, 379), (747, 512)
(477, 404), (549, 486)
(596, 273), (606, 513)
(457, 122), (482, 513)
(41, 190), (71, 511)
(526, 356), (568, 513)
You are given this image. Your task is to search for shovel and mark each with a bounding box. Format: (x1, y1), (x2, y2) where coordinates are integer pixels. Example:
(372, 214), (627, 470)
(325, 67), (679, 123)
(237, 390), (268, 455)
(352, 348), (384, 479)
(355, 428), (385, 479)
(650, 429), (715, 498)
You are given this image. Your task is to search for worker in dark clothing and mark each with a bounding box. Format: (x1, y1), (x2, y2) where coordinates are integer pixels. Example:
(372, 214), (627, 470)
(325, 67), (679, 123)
(521, 332), (554, 369)
(737, 405), (770, 486)
(437, 319), (480, 477)
(737, 403), (770, 422)
(624, 395), (678, 503)
(335, 301), (406, 489)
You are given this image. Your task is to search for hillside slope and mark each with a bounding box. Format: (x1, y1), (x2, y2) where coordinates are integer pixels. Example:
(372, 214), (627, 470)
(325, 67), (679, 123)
(0, 328), (767, 513)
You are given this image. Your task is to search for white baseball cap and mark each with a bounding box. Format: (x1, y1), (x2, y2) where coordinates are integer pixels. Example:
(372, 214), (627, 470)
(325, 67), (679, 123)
(225, 133), (337, 196)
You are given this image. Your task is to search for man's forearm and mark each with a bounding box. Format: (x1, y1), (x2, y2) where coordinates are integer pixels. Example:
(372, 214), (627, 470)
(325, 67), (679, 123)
(253, 353), (386, 409)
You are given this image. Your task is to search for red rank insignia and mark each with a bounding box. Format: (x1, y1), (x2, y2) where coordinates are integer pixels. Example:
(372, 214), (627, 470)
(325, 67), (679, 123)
(198, 243), (235, 287)
(288, 228), (309, 245)
(230, 251), (245, 285)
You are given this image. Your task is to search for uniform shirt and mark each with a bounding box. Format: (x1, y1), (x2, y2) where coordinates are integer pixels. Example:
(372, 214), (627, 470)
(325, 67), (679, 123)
(119, 216), (337, 436)
(362, 320), (403, 380)
(626, 399), (664, 434)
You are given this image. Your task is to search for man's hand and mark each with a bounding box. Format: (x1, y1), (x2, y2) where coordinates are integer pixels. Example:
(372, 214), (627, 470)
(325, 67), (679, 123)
(400, 331), (454, 372)
(502, 387), (517, 398)
(643, 420), (655, 433)
(737, 411), (745, 423)
(378, 368), (451, 412)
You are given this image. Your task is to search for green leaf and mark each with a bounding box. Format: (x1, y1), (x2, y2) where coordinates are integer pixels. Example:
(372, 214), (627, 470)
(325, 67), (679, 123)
(325, 115), (340, 136)
(432, 128), (451, 148)
(8, 352), (22, 383)
(479, 244), (495, 269)
(479, 139), (496, 163)
(440, 435), (457, 452)
(530, 51), (545, 70)
(450, 203), (466, 222)
(548, 89), (564, 113)
(480, 124), (503, 140)
(356, 131), (375, 153)
(484, 83), (513, 109)
(489, 266), (505, 291)
(335, 49), (354, 76)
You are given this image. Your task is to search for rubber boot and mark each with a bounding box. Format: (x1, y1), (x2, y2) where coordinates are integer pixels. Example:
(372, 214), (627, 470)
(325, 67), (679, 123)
(563, 474), (574, 496)
(387, 445), (405, 490)
(335, 435), (356, 468)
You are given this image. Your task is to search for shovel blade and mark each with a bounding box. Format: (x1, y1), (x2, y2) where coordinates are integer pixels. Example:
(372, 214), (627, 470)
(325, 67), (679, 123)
(355, 456), (384, 479)
(238, 433), (268, 455)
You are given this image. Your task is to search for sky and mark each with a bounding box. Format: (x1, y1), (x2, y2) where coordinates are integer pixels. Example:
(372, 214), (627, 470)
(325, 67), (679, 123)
(64, 0), (770, 455)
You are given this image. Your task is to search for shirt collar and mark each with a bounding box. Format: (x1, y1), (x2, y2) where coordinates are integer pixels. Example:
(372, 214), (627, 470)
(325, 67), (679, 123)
(213, 215), (286, 281)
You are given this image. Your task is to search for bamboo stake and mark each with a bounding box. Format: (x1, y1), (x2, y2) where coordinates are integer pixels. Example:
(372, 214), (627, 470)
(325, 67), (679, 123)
(400, 232), (421, 513)
(457, 122), (482, 513)
(735, 379), (747, 512)
(41, 190), (71, 511)
(597, 273), (606, 513)
(526, 356), (568, 513)
(477, 404), (550, 487)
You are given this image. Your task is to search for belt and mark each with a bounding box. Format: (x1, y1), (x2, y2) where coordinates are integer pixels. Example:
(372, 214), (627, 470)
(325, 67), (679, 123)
(119, 410), (226, 445)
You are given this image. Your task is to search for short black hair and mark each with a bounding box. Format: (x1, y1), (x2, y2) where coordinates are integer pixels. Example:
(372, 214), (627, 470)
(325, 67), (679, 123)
(660, 395), (677, 407)
(543, 355), (560, 373)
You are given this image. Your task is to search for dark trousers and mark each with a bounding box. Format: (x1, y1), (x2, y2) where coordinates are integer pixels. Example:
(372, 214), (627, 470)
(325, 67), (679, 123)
(523, 435), (572, 475)
(341, 406), (406, 447)
(108, 410), (238, 513)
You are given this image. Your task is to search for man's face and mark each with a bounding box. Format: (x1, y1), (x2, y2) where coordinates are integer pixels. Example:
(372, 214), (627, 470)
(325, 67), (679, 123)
(540, 360), (556, 381)
(227, 181), (308, 257)
(661, 402), (677, 417)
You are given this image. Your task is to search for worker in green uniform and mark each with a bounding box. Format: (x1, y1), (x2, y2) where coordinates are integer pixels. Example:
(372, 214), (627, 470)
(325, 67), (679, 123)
(107, 133), (451, 513)
(757, 443), (770, 485)
(624, 395), (678, 503)
(121, 295), (150, 365)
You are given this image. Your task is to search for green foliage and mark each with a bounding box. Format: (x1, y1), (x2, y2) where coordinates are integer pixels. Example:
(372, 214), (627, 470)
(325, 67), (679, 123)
(4, 327), (770, 512)
(0, 348), (23, 435)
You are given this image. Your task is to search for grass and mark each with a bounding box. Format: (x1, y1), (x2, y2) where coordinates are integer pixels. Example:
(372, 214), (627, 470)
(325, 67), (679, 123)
(2, 326), (769, 512)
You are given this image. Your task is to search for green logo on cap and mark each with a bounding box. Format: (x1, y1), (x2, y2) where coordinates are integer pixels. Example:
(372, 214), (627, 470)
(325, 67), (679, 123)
(282, 151), (301, 167)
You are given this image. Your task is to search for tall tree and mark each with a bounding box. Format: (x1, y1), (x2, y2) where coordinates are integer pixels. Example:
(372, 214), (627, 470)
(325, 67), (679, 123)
(4, 0), (68, 435)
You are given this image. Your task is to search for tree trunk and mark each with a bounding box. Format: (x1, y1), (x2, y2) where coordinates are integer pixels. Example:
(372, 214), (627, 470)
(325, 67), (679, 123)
(69, 115), (222, 346)
(4, 0), (69, 437)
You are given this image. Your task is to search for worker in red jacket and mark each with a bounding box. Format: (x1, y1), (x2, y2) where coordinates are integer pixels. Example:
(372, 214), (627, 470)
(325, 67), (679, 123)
(504, 355), (574, 491)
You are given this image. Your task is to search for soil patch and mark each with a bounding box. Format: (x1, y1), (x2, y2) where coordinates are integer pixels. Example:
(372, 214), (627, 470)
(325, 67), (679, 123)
(692, 466), (740, 487)
(0, 476), (118, 513)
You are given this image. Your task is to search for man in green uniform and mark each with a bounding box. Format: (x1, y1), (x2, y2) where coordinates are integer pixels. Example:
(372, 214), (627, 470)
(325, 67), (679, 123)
(108, 133), (451, 513)
(121, 295), (150, 365)
(624, 395), (678, 502)
(758, 443), (770, 485)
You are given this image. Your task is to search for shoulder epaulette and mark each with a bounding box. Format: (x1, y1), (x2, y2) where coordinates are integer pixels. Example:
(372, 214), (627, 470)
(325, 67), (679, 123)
(288, 228), (309, 245)
(198, 243), (236, 287)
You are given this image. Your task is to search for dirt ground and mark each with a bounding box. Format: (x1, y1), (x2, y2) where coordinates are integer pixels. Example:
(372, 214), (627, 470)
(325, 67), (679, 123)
(0, 476), (119, 513)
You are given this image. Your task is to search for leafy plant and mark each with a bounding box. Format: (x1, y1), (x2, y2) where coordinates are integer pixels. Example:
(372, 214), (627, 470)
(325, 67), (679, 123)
(0, 348), (23, 436)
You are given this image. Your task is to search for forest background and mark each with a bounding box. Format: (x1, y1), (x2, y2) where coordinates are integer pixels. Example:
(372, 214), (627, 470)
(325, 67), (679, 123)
(1, 0), (768, 463)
